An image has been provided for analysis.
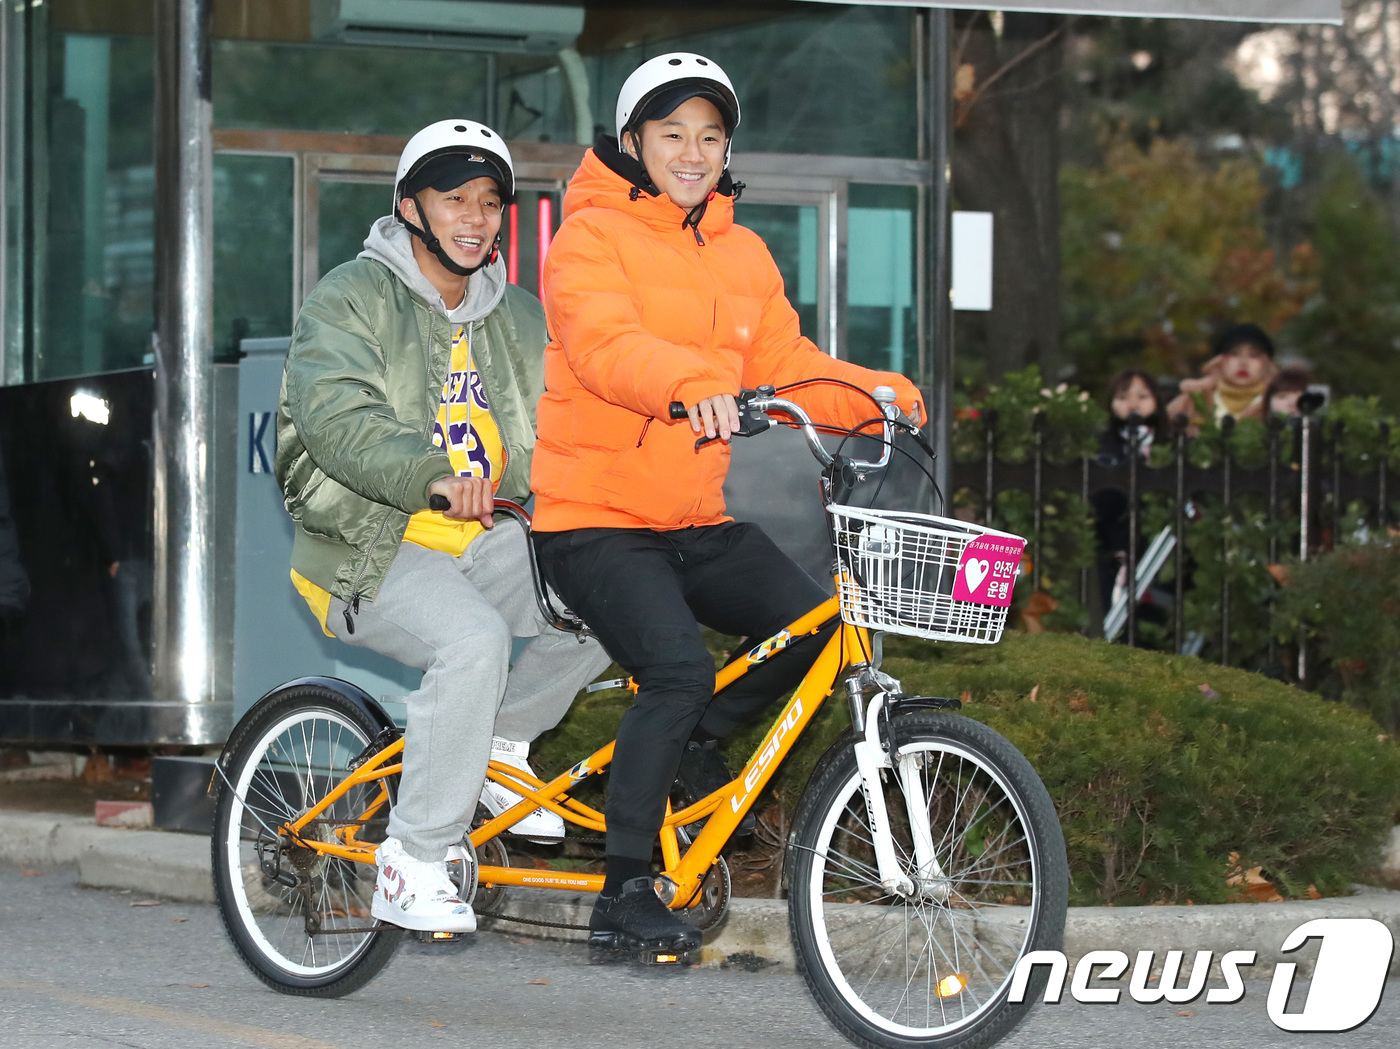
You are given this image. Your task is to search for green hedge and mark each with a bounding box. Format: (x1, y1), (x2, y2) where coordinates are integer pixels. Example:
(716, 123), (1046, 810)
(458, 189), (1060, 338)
(1281, 539), (1400, 730)
(533, 632), (1400, 906)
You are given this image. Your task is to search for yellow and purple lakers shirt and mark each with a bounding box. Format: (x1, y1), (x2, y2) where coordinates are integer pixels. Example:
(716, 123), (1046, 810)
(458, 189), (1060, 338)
(402, 323), (506, 554)
(291, 324), (505, 632)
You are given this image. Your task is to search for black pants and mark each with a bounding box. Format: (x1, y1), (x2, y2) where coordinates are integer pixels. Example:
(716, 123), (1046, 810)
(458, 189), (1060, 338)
(533, 522), (833, 860)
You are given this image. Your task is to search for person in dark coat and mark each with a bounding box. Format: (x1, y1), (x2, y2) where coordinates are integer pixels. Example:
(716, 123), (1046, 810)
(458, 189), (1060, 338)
(1091, 369), (1164, 623)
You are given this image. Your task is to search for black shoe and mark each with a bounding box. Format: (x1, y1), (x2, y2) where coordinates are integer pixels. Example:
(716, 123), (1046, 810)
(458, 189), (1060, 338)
(588, 877), (703, 952)
(675, 739), (755, 836)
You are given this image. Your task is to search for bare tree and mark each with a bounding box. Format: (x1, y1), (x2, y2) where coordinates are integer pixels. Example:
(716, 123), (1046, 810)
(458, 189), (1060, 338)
(1248, 2), (1400, 224)
(952, 11), (1070, 379)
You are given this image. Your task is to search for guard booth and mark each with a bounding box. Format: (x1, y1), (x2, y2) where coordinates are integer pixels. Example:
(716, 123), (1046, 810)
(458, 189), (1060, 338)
(0, 0), (1340, 750)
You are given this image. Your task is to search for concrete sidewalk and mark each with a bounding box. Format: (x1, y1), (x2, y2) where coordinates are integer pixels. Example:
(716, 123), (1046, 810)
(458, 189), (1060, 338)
(5, 807), (1400, 976)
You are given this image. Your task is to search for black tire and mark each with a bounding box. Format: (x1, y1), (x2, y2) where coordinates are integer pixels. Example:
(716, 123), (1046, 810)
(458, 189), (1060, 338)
(211, 683), (403, 997)
(787, 711), (1068, 1049)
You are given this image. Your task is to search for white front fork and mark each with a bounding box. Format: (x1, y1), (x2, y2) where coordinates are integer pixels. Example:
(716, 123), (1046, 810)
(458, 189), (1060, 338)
(853, 692), (947, 899)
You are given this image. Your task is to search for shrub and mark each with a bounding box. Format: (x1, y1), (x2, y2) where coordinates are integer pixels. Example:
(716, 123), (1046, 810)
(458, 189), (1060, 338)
(879, 633), (1400, 905)
(1279, 538), (1400, 731)
(535, 632), (1400, 907)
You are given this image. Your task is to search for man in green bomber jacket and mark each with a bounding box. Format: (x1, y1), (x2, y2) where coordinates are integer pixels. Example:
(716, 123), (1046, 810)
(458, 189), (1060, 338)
(275, 119), (607, 934)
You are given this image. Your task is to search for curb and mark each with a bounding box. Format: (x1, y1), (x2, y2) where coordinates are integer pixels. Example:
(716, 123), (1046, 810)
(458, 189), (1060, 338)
(6, 809), (1400, 975)
(0, 809), (213, 903)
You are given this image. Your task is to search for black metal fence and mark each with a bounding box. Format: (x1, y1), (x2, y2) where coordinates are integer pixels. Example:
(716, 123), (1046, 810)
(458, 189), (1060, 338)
(951, 403), (1395, 682)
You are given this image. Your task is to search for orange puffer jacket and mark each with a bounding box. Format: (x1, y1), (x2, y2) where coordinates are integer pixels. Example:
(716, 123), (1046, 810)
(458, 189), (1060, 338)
(531, 144), (922, 533)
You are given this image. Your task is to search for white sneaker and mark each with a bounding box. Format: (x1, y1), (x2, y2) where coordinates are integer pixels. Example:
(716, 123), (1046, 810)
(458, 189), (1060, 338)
(371, 836), (477, 933)
(481, 737), (565, 844)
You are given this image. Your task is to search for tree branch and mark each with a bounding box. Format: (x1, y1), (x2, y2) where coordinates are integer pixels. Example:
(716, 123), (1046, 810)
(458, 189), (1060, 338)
(956, 19), (1075, 130)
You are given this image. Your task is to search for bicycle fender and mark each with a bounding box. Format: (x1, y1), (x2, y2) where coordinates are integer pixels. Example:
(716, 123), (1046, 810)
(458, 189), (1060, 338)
(246, 676), (398, 735)
(891, 695), (963, 714)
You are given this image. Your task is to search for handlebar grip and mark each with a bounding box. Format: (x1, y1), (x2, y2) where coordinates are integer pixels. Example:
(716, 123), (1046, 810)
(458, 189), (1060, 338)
(429, 494), (450, 512)
(668, 401), (689, 420)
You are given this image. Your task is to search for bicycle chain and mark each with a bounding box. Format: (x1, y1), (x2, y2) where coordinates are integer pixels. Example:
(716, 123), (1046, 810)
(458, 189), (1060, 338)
(471, 833), (601, 932)
(475, 910), (592, 932)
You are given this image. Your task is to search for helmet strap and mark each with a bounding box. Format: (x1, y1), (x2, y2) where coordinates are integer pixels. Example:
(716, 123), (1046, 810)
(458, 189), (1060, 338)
(618, 129), (660, 196)
(400, 193), (498, 278)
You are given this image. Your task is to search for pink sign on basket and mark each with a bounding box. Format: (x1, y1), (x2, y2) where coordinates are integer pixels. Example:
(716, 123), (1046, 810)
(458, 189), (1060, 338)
(951, 534), (1026, 607)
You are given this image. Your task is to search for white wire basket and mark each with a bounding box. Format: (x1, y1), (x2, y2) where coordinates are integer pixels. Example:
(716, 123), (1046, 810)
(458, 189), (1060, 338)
(827, 505), (1027, 645)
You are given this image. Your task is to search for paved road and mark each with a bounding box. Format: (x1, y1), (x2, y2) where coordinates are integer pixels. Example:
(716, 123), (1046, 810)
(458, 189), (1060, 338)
(0, 863), (1396, 1049)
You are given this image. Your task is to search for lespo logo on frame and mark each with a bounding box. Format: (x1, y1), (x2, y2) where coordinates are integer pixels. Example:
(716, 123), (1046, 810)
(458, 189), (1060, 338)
(1009, 918), (1394, 1033)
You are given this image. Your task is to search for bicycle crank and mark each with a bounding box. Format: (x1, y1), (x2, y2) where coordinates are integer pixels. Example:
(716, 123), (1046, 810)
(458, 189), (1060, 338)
(657, 858), (731, 932)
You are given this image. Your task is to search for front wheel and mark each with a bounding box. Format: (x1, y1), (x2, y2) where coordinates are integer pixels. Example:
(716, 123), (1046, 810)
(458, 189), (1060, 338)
(787, 711), (1068, 1049)
(211, 683), (403, 997)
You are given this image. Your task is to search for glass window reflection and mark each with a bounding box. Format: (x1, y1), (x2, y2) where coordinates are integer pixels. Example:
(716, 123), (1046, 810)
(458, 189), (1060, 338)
(214, 154), (295, 355)
(847, 183), (919, 378)
(38, 31), (154, 382)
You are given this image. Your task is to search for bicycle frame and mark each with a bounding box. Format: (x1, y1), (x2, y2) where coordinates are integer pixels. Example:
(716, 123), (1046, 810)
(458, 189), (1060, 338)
(271, 389), (935, 911)
(277, 593), (869, 909)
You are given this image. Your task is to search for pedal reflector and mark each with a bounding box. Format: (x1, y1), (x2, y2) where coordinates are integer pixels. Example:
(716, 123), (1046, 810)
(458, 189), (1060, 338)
(419, 930), (465, 943)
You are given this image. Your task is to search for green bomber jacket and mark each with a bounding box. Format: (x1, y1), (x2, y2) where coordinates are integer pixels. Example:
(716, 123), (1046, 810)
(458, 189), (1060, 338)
(274, 258), (546, 605)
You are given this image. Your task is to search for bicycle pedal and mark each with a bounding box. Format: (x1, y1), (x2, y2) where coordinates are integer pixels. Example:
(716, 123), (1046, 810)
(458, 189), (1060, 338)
(415, 930), (468, 945)
(586, 931), (699, 966)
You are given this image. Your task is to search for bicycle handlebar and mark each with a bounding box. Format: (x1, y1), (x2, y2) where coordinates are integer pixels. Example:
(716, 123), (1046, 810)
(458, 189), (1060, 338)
(667, 385), (913, 473)
(669, 383), (912, 470)
(754, 391), (893, 471)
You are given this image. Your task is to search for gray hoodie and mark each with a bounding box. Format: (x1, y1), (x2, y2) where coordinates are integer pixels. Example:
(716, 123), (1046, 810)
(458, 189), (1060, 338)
(359, 216), (507, 326)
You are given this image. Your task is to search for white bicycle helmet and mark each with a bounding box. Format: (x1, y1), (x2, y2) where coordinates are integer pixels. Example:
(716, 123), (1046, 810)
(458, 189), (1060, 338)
(615, 52), (740, 166)
(394, 119), (515, 276)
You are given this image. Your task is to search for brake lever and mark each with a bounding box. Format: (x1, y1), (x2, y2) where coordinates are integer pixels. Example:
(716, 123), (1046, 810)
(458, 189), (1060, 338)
(897, 414), (938, 460)
(693, 390), (771, 451)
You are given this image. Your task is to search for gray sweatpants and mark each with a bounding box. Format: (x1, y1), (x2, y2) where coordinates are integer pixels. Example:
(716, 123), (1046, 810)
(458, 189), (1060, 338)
(328, 520), (609, 862)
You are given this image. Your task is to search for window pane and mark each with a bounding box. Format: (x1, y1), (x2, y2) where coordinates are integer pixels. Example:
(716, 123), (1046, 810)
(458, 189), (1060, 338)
(213, 40), (489, 136)
(318, 181), (392, 281)
(213, 154), (295, 355)
(847, 183), (918, 377)
(37, 32), (154, 382)
(506, 4), (919, 159)
(733, 201), (821, 346)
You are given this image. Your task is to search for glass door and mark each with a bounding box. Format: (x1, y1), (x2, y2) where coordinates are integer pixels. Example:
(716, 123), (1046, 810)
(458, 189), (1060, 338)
(734, 187), (833, 355)
(316, 179), (390, 281)
(300, 154), (396, 304)
(737, 179), (924, 379)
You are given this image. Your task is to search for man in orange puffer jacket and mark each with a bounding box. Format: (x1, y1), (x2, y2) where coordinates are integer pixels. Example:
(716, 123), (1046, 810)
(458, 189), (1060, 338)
(531, 52), (922, 953)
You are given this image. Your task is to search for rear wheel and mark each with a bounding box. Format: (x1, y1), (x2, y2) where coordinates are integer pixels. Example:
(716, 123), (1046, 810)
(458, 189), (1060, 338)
(211, 684), (403, 997)
(787, 711), (1067, 1049)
